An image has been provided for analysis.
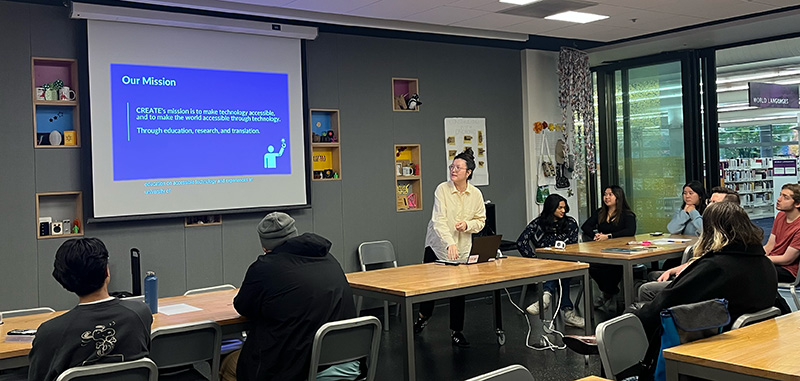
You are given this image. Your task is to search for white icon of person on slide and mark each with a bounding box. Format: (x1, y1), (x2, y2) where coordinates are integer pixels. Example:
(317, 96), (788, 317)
(264, 138), (286, 169)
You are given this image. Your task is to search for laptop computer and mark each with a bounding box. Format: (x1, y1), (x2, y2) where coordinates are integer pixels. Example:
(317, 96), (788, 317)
(436, 235), (503, 265)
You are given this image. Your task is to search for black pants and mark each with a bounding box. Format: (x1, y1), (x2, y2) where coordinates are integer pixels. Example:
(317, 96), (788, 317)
(776, 265), (796, 283)
(418, 246), (466, 332)
(589, 263), (623, 295)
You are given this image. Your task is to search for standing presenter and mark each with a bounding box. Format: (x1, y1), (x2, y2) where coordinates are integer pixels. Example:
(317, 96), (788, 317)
(413, 148), (486, 347)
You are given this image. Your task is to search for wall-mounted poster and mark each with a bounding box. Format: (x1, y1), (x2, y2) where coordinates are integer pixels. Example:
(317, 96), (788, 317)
(444, 118), (488, 186)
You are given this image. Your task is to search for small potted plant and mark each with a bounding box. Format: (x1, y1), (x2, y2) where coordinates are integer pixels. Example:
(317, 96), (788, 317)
(42, 80), (64, 101)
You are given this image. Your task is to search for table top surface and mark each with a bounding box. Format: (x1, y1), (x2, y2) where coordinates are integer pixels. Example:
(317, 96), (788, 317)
(345, 256), (588, 297)
(0, 289), (242, 360)
(536, 234), (696, 261)
(663, 311), (800, 380)
(574, 376), (612, 381)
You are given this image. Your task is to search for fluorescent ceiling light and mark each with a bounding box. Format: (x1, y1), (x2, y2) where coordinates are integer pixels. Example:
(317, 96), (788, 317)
(545, 11), (608, 23)
(499, 0), (543, 5)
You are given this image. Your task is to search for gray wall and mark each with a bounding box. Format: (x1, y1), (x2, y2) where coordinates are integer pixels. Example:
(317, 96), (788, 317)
(0, 2), (526, 311)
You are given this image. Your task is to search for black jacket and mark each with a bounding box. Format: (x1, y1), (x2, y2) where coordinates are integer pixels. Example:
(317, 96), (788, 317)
(581, 209), (636, 239)
(634, 242), (777, 340)
(234, 232), (356, 381)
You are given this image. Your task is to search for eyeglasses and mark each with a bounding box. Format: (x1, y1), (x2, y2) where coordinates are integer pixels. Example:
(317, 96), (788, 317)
(449, 165), (466, 172)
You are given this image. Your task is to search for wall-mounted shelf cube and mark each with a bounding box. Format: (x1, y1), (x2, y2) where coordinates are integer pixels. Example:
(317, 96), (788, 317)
(185, 215), (222, 227)
(392, 78), (420, 112)
(36, 192), (83, 239)
(395, 144), (422, 211)
(310, 109), (342, 180)
(32, 57), (80, 148)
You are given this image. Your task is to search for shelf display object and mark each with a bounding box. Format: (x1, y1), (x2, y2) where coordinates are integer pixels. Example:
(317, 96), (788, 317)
(36, 192), (83, 239)
(720, 158), (774, 219)
(395, 144), (422, 211)
(309, 109), (341, 180)
(32, 57), (79, 148)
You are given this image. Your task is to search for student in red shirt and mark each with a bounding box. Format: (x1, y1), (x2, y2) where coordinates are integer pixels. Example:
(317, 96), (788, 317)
(763, 183), (800, 283)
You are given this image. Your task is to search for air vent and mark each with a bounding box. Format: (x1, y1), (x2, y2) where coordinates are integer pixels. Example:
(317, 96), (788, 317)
(500, 0), (598, 18)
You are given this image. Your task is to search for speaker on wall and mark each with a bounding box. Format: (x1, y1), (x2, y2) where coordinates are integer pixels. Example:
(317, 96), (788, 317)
(51, 221), (63, 235)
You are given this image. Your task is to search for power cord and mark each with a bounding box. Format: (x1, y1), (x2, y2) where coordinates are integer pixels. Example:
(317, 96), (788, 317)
(504, 281), (566, 351)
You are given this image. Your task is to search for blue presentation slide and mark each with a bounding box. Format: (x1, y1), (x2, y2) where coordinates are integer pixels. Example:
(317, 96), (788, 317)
(110, 64), (291, 181)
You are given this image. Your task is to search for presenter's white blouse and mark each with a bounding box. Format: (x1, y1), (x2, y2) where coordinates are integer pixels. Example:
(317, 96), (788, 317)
(425, 181), (486, 260)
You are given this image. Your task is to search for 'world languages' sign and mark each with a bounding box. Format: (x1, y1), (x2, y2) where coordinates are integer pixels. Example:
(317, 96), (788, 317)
(748, 82), (799, 109)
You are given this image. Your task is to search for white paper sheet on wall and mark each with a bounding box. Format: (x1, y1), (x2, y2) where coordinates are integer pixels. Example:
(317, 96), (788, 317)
(444, 118), (489, 186)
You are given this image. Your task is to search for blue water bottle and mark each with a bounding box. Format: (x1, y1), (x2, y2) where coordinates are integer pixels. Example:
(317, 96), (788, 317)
(144, 271), (158, 314)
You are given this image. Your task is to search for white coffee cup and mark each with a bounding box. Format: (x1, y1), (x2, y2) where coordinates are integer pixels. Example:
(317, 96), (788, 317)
(59, 87), (76, 101)
(402, 167), (413, 176)
(554, 240), (566, 249)
(35, 87), (46, 100)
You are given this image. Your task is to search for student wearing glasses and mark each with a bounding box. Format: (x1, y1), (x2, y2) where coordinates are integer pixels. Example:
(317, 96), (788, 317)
(414, 148), (486, 347)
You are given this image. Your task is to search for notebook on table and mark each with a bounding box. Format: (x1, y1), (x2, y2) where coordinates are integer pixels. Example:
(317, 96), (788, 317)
(436, 235), (503, 265)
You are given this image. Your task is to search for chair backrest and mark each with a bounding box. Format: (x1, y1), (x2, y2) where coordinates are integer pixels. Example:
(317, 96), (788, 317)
(150, 321), (221, 379)
(0, 307), (55, 320)
(308, 316), (382, 381)
(732, 306), (781, 329)
(464, 364), (534, 381)
(596, 313), (649, 381)
(56, 357), (158, 381)
(358, 240), (397, 271)
(681, 245), (694, 264)
(183, 284), (236, 296)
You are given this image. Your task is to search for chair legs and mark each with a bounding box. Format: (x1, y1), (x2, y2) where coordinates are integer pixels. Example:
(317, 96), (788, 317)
(383, 301), (390, 331)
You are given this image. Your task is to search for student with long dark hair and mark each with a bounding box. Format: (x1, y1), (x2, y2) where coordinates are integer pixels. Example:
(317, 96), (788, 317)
(667, 180), (706, 236)
(581, 185), (637, 308)
(517, 194), (584, 328)
(414, 148), (486, 347)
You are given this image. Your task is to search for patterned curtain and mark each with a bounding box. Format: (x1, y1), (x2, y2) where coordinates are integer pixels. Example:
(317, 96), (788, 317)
(557, 47), (596, 181)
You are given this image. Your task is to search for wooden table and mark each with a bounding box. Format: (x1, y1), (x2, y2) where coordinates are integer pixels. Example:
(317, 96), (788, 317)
(663, 311), (800, 381)
(575, 376), (612, 381)
(346, 256), (591, 381)
(0, 289), (243, 370)
(534, 234), (696, 308)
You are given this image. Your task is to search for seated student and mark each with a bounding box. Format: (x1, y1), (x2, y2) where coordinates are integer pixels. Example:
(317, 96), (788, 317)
(565, 202), (777, 378)
(763, 183), (800, 283)
(638, 187), (741, 302)
(631, 202), (776, 376)
(516, 194), (584, 328)
(666, 180), (706, 236)
(28, 238), (152, 381)
(225, 212), (359, 381)
(581, 185), (636, 308)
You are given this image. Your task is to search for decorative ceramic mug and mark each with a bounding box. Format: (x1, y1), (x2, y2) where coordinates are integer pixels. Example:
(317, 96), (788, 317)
(44, 89), (58, 101)
(59, 87), (76, 101)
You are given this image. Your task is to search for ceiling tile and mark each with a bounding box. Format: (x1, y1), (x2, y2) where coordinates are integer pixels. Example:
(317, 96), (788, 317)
(591, 0), (666, 10)
(751, 0), (800, 6)
(591, 8), (708, 32)
(647, 0), (774, 19)
(451, 12), (538, 28)
(545, 24), (645, 41)
(402, 6), (489, 25)
(501, 18), (575, 34)
(285, 0), (380, 13)
(348, 0), (454, 19)
(448, 0), (502, 8)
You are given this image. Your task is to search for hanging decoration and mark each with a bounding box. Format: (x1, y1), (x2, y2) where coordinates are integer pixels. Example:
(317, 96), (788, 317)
(532, 121), (566, 134)
(558, 47), (596, 181)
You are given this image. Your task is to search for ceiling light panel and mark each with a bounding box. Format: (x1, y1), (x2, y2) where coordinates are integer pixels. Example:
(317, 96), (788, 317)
(545, 11), (608, 23)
